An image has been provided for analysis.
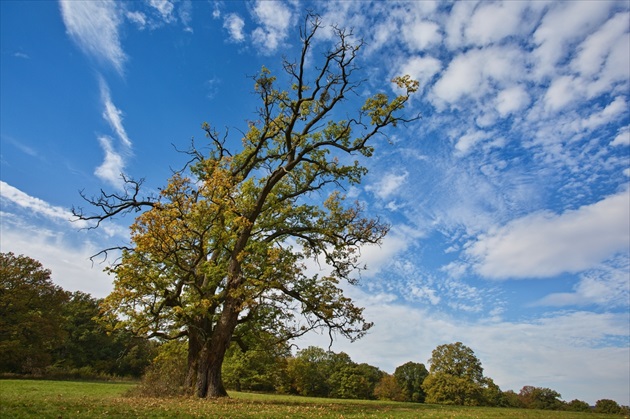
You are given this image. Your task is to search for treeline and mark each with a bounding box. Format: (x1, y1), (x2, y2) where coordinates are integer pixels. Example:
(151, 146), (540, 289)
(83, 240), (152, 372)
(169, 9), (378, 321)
(0, 252), (155, 379)
(2, 252), (627, 415)
(143, 336), (628, 414)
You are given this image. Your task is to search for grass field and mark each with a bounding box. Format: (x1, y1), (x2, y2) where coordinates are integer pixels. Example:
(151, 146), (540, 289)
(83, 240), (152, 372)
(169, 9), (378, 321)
(0, 379), (623, 418)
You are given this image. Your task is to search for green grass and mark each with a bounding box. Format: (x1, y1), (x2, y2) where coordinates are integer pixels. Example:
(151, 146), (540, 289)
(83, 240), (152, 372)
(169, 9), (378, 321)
(0, 379), (622, 418)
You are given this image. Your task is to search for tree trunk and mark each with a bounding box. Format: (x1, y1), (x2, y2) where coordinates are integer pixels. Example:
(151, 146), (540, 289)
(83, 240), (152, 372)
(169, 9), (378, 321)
(204, 295), (241, 397)
(195, 345), (210, 398)
(185, 330), (202, 393)
(186, 296), (241, 398)
(206, 351), (228, 397)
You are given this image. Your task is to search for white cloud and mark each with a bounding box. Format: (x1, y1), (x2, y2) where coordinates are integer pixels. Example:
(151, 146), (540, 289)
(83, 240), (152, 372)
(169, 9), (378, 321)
(178, 0), (193, 33)
(443, 1), (478, 49)
(571, 12), (630, 79)
(93, 79), (132, 189)
(495, 85), (531, 117)
(454, 129), (489, 155)
(410, 285), (441, 305)
(59, 0), (126, 74)
(148, 0), (175, 23)
(212, 2), (221, 19)
(94, 136), (125, 189)
(357, 225), (423, 278)
(13, 51), (30, 59)
(467, 189), (630, 279)
(366, 171), (408, 200)
(580, 96), (626, 130)
(543, 75), (582, 112)
(224, 13), (246, 42)
(0, 181), (84, 227)
(532, 1), (615, 79)
(432, 47), (524, 108)
(465, 1), (527, 46)
(611, 126), (630, 146)
(250, 0), (294, 54)
(100, 79), (132, 148)
(126, 11), (147, 30)
(402, 19), (441, 51)
(396, 56), (441, 92)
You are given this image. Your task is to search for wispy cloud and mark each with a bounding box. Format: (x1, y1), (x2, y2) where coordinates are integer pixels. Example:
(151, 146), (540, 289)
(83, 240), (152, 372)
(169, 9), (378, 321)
(12, 51), (30, 59)
(0, 181), (85, 227)
(94, 136), (125, 189)
(536, 256), (630, 308)
(59, 0), (126, 75)
(92, 79), (133, 189)
(148, 0), (175, 24)
(99, 78), (131, 148)
(125, 11), (147, 30)
(366, 171), (408, 200)
(466, 189), (630, 279)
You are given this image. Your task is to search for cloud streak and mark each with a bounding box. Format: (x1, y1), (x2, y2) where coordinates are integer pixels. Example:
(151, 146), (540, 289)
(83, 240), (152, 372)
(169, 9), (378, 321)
(0, 181), (85, 227)
(93, 79), (133, 189)
(100, 79), (132, 148)
(59, 0), (126, 75)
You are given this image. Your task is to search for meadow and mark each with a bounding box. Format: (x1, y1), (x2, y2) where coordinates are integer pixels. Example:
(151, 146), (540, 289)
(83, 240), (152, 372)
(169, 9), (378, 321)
(0, 379), (622, 418)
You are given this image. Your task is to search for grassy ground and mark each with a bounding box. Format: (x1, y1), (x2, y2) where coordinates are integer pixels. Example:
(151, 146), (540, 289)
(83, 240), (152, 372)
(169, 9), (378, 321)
(0, 379), (622, 418)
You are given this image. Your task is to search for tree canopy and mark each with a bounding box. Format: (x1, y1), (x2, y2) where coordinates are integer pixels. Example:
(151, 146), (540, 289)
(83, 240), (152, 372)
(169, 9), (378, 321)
(0, 252), (67, 374)
(394, 361), (428, 402)
(74, 14), (418, 398)
(423, 342), (486, 406)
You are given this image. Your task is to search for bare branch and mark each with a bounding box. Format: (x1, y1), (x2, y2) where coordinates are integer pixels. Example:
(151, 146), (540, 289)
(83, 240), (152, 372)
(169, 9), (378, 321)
(72, 175), (156, 229)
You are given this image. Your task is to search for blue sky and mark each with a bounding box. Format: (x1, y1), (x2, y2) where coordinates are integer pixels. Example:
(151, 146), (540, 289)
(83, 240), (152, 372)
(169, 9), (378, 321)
(1, 0), (629, 406)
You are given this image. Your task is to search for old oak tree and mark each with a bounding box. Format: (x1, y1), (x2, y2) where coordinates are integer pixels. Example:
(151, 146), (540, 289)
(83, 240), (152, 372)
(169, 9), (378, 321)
(74, 15), (418, 398)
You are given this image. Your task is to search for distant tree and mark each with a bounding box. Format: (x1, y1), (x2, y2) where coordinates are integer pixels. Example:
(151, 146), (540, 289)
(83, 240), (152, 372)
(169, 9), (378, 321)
(394, 361), (428, 402)
(594, 399), (621, 414)
(287, 346), (334, 397)
(374, 374), (404, 401)
(329, 362), (383, 400)
(502, 390), (525, 408)
(481, 377), (507, 407)
(355, 363), (384, 399)
(75, 13), (418, 398)
(0, 252), (68, 374)
(55, 291), (106, 370)
(423, 342), (486, 406)
(222, 329), (290, 392)
(518, 385), (563, 410)
(54, 291), (155, 377)
(285, 346), (382, 400)
(566, 399), (591, 412)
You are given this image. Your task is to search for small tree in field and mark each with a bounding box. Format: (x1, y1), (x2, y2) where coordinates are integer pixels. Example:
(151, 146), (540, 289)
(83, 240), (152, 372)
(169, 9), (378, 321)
(74, 14), (418, 398)
(423, 342), (486, 406)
